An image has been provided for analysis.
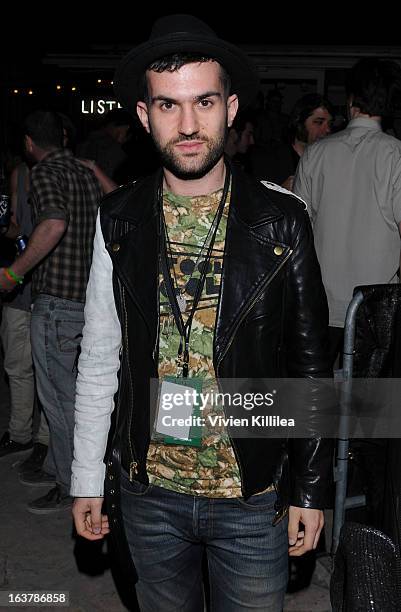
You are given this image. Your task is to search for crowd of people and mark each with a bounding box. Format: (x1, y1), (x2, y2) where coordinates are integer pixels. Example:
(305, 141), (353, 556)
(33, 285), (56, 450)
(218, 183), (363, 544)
(1, 13), (401, 612)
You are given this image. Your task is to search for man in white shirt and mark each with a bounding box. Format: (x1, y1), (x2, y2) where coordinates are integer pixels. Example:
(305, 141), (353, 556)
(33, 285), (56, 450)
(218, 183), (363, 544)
(294, 58), (401, 360)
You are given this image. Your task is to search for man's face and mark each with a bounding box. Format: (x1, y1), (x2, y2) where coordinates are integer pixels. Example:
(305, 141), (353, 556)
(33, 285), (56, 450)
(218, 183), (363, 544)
(137, 61), (238, 179)
(304, 107), (332, 144)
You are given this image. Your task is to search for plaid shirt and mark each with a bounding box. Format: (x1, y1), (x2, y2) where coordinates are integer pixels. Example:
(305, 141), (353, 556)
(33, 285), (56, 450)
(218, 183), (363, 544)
(30, 149), (103, 302)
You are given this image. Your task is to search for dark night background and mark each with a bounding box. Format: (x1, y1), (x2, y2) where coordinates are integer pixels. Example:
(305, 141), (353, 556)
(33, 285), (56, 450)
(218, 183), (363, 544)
(4, 8), (399, 89)
(2, 7), (401, 154)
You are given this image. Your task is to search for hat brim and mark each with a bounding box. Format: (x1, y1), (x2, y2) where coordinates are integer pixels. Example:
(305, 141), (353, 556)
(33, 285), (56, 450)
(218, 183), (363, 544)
(114, 32), (259, 113)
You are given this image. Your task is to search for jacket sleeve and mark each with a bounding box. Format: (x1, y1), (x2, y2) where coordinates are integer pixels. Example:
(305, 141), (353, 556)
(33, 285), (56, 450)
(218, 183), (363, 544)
(283, 206), (334, 508)
(70, 212), (122, 497)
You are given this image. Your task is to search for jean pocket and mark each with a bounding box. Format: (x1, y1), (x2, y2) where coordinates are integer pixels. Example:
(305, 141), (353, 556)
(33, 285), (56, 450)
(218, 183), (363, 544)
(31, 303), (47, 317)
(120, 472), (153, 497)
(236, 488), (276, 511)
(55, 319), (83, 353)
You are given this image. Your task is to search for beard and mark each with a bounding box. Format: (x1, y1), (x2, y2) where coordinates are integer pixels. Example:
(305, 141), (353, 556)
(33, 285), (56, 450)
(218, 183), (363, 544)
(150, 128), (226, 180)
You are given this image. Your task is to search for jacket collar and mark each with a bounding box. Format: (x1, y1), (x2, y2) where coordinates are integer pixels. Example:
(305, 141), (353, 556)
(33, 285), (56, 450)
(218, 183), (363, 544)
(108, 167), (163, 226)
(108, 161), (284, 228)
(230, 163), (284, 226)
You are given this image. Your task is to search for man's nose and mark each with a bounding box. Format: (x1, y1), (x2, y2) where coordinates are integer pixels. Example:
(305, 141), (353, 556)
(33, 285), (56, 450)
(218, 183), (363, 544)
(178, 107), (199, 136)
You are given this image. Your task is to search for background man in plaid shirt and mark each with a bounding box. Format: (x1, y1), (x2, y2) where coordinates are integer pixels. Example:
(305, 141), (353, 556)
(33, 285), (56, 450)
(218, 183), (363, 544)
(0, 111), (102, 513)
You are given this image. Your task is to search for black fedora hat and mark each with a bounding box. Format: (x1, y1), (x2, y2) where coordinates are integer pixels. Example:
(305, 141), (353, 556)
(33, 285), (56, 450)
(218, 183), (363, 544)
(114, 14), (259, 112)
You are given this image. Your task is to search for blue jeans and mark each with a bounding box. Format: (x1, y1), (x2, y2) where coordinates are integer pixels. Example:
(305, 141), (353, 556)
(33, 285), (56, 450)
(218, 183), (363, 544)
(30, 294), (84, 495)
(121, 473), (288, 611)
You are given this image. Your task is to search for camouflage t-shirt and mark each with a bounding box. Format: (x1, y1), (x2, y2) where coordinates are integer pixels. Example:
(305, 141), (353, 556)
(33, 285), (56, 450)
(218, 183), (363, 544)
(146, 187), (242, 498)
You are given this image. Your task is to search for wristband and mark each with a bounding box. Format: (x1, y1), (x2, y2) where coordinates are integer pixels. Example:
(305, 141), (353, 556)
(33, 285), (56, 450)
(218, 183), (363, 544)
(4, 267), (24, 284)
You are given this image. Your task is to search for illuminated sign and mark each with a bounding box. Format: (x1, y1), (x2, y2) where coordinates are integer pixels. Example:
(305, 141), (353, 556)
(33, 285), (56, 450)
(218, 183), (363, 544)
(81, 99), (123, 115)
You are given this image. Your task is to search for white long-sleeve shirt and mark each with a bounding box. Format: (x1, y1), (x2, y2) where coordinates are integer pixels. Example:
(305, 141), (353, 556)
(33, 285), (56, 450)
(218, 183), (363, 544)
(71, 212), (121, 497)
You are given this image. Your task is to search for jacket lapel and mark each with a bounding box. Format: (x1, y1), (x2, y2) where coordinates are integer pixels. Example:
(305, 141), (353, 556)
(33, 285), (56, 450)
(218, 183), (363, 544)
(214, 167), (291, 367)
(105, 172), (161, 340)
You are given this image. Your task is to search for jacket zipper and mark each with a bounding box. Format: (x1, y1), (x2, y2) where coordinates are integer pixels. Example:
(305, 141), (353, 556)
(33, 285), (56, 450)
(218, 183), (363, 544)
(114, 212), (161, 481)
(153, 250), (161, 364)
(118, 279), (138, 480)
(216, 248), (293, 495)
(216, 249), (293, 373)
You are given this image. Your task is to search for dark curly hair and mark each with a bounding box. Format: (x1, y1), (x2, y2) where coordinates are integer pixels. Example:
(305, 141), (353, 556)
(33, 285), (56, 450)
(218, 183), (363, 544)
(288, 93), (334, 143)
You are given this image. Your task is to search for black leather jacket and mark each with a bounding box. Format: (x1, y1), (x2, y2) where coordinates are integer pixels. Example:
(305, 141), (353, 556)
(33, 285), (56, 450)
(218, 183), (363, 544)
(100, 165), (333, 562)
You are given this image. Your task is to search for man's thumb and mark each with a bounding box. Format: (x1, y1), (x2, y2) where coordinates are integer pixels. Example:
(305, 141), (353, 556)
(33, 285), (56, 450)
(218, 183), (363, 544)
(288, 514), (299, 546)
(91, 508), (102, 534)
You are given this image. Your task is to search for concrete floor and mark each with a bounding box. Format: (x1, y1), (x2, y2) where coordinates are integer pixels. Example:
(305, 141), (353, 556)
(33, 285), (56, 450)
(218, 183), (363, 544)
(0, 350), (332, 611)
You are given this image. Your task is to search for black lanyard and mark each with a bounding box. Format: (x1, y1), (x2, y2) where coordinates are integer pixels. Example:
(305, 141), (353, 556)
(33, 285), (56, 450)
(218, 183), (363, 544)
(160, 168), (231, 377)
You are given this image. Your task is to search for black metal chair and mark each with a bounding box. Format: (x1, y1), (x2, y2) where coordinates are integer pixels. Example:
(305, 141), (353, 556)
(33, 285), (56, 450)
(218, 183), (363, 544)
(330, 521), (400, 611)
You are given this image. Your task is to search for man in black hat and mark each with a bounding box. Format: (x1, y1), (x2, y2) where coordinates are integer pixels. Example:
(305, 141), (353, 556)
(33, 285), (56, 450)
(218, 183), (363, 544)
(71, 15), (332, 611)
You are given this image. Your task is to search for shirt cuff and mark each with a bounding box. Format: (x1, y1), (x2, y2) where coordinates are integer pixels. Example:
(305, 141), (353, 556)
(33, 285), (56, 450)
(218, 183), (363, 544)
(36, 211), (69, 223)
(70, 464), (106, 497)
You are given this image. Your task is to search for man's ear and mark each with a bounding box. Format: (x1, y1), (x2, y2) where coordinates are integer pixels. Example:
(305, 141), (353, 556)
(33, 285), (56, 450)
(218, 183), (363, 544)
(227, 94), (239, 128)
(137, 101), (150, 133)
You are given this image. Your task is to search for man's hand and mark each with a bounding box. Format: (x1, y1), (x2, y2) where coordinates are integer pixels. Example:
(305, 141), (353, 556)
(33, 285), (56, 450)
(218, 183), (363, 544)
(72, 497), (110, 541)
(288, 505), (324, 556)
(0, 268), (18, 293)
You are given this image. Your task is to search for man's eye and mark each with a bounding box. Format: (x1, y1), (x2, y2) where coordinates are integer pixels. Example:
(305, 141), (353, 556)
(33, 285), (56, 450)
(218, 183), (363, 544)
(161, 102), (174, 110)
(199, 99), (212, 108)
